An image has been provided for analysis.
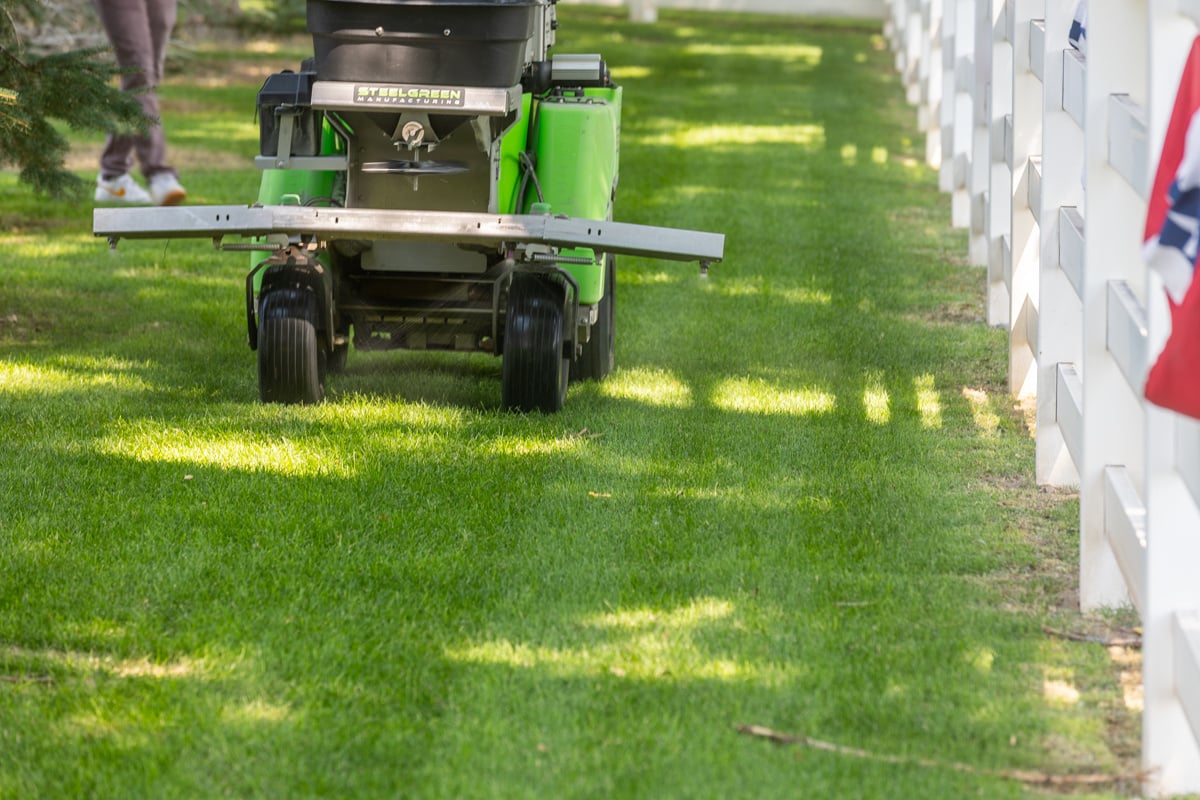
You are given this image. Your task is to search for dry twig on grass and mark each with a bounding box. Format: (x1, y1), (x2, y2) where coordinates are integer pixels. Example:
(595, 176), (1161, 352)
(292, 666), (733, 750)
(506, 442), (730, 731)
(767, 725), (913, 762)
(735, 724), (1148, 788)
(1042, 625), (1142, 648)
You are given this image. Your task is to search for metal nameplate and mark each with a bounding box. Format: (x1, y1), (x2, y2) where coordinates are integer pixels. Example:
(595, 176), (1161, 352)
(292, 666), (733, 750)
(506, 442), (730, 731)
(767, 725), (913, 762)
(311, 81), (520, 116)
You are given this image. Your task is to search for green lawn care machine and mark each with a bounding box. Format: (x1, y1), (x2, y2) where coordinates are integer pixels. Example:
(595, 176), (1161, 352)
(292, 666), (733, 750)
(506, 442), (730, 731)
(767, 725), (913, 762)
(94, 0), (724, 412)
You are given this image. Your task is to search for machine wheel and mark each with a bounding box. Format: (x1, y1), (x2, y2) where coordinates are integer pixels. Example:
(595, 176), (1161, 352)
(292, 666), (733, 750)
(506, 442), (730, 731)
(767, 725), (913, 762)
(571, 254), (616, 383)
(502, 272), (568, 413)
(258, 288), (324, 404)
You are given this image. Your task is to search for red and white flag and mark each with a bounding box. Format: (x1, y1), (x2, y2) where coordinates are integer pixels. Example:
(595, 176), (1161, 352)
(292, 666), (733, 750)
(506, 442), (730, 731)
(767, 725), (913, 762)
(1143, 36), (1200, 418)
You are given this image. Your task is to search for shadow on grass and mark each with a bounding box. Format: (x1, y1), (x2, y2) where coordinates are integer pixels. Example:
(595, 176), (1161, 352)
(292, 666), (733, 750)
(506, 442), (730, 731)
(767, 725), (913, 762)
(0, 349), (1114, 798)
(0, 425), (1055, 794)
(0, 424), (1067, 797)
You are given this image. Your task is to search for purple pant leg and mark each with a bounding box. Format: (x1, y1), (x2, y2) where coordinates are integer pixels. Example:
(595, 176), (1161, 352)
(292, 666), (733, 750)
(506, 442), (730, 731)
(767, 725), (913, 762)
(92, 0), (178, 180)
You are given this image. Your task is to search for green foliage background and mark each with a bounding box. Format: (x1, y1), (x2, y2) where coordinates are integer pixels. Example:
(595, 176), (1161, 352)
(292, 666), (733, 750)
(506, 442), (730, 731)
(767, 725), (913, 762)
(0, 0), (298, 198)
(0, 0), (142, 198)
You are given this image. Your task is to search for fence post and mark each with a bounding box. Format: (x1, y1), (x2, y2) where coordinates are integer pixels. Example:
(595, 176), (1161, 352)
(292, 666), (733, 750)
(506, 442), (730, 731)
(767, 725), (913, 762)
(1008, 0), (1042, 397)
(981, 0), (1011, 320)
(944, 0), (976, 226)
(921, 0), (945, 167)
(968, 0), (993, 268)
(1034, 0), (1083, 487)
(1079, 0), (1145, 611)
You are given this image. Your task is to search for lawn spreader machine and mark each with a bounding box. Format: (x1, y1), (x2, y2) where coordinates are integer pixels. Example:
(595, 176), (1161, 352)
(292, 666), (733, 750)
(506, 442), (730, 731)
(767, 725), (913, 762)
(94, 0), (724, 412)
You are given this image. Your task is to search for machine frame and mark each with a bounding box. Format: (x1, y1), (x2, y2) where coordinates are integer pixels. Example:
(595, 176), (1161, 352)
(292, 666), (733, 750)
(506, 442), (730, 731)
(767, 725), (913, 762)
(93, 0), (724, 412)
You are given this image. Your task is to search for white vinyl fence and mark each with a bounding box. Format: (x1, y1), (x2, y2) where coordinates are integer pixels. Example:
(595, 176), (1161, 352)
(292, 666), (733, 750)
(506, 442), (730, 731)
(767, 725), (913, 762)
(886, 0), (1200, 794)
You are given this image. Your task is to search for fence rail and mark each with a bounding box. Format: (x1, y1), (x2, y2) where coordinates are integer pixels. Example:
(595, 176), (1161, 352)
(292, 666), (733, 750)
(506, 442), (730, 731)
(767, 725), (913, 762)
(886, 0), (1200, 794)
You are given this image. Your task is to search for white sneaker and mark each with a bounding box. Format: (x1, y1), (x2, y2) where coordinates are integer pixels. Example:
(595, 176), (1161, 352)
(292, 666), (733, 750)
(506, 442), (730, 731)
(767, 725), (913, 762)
(94, 174), (151, 204)
(149, 173), (186, 206)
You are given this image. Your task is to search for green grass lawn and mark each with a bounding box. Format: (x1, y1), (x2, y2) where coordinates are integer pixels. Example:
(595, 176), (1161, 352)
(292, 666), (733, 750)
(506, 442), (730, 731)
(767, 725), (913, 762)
(0, 7), (1139, 798)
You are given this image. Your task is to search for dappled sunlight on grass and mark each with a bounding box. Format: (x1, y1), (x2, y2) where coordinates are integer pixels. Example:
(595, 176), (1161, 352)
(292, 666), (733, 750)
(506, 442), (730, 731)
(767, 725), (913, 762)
(448, 598), (795, 685)
(5, 640), (268, 748)
(862, 373), (890, 425)
(864, 393), (892, 429)
(963, 645), (995, 673)
(221, 699), (293, 724)
(8, 234), (107, 259)
(641, 475), (833, 515)
(1119, 668), (1144, 712)
(310, 395), (467, 430)
(631, 123), (825, 150)
(113, 657), (204, 680)
(710, 376), (835, 416)
(610, 65), (652, 80)
(599, 366), (693, 408)
(915, 374), (943, 429)
(645, 476), (836, 515)
(779, 286), (833, 304)
(0, 357), (153, 395)
(838, 143), (891, 166)
(1109, 646), (1143, 712)
(651, 183), (723, 203)
(97, 421), (356, 478)
(1042, 675), (1081, 706)
(962, 387), (1001, 437)
(684, 42), (823, 68)
(1, 641), (222, 683)
(705, 276), (832, 306)
(584, 596), (732, 630)
(620, 268), (678, 287)
(483, 432), (592, 458)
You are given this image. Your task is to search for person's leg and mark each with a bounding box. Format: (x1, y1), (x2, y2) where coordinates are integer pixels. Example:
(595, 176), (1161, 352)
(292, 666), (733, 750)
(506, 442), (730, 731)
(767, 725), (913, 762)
(92, 0), (159, 181)
(139, 0), (178, 180)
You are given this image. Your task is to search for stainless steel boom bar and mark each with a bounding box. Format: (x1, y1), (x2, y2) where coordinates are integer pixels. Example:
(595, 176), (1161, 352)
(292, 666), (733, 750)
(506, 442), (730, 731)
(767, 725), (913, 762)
(94, 205), (725, 264)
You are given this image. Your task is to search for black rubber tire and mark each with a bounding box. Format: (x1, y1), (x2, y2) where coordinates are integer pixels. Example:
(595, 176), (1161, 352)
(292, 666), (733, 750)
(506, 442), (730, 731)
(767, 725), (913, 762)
(502, 273), (568, 413)
(571, 254), (616, 383)
(258, 288), (324, 404)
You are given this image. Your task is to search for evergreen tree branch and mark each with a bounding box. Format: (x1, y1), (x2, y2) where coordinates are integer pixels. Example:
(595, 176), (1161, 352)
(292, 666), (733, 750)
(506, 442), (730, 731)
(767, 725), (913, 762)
(0, 0), (146, 199)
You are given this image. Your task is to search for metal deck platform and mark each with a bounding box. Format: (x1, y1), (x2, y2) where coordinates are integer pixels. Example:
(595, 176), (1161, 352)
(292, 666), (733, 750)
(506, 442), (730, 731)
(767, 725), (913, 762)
(94, 205), (725, 266)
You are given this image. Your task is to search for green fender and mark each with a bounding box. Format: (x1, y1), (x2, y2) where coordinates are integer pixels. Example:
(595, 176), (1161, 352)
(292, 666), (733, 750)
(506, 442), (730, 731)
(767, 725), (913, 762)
(523, 86), (622, 306)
